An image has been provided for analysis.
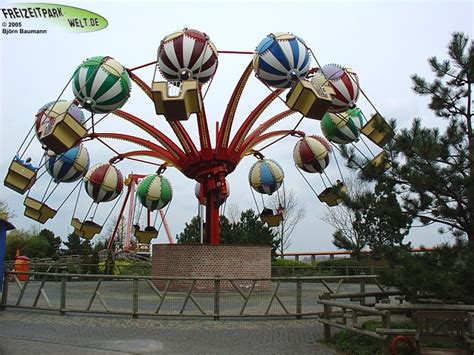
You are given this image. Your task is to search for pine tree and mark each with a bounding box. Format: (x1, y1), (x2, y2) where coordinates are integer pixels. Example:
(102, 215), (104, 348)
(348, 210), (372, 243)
(338, 32), (474, 302)
(346, 32), (473, 249)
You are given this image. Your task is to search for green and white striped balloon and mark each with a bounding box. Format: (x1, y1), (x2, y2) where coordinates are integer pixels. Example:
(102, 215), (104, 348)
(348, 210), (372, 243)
(321, 108), (364, 144)
(72, 56), (131, 114)
(137, 174), (173, 211)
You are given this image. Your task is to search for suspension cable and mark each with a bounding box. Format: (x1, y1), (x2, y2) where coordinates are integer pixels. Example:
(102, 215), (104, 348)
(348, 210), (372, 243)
(250, 186), (261, 215)
(295, 165), (320, 198)
(56, 179), (82, 212)
(101, 191), (125, 225)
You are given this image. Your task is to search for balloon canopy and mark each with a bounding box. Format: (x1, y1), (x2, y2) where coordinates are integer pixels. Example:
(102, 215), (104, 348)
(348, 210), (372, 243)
(45, 144), (90, 183)
(321, 108), (364, 144)
(312, 64), (360, 113)
(249, 158), (284, 195)
(84, 163), (123, 203)
(35, 100), (84, 141)
(72, 56), (131, 114)
(293, 135), (331, 173)
(253, 32), (310, 88)
(157, 28), (219, 84)
(137, 174), (173, 211)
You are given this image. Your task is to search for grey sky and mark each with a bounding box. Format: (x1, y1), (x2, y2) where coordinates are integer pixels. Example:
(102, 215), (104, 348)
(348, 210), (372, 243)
(1, 0), (473, 252)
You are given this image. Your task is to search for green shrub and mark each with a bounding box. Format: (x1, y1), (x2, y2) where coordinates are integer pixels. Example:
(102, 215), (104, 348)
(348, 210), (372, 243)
(272, 258), (308, 267)
(328, 320), (415, 355)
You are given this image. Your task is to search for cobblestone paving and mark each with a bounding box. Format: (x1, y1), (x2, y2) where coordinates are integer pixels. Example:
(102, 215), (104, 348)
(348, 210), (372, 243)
(0, 309), (337, 354)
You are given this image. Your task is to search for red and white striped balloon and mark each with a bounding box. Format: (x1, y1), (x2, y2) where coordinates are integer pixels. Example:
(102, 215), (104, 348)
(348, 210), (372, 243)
(312, 64), (360, 113)
(84, 163), (123, 203)
(293, 136), (331, 173)
(157, 28), (218, 84)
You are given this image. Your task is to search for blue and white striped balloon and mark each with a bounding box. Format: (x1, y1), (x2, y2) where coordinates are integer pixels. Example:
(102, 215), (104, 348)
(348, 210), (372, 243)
(45, 144), (90, 183)
(253, 33), (311, 88)
(249, 158), (284, 195)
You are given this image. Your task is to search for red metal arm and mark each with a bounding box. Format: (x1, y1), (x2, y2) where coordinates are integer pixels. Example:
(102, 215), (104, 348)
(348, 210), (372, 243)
(167, 121), (200, 159)
(228, 88), (284, 153)
(109, 150), (171, 165)
(128, 71), (153, 99)
(241, 130), (298, 155)
(238, 110), (296, 157)
(128, 71), (200, 160)
(196, 96), (212, 151)
(86, 132), (180, 167)
(113, 110), (186, 161)
(217, 61), (253, 149)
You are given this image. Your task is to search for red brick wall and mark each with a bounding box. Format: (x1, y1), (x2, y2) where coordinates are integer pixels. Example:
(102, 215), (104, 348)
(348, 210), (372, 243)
(151, 244), (271, 292)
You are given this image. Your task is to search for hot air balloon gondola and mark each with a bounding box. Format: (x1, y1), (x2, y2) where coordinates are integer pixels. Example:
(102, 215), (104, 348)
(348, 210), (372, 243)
(71, 163), (123, 240)
(72, 56), (131, 114)
(249, 156), (286, 227)
(152, 29), (218, 121)
(361, 113), (394, 147)
(4, 156), (37, 194)
(38, 101), (87, 154)
(133, 173), (173, 244)
(21, 145), (90, 224)
(293, 135), (346, 207)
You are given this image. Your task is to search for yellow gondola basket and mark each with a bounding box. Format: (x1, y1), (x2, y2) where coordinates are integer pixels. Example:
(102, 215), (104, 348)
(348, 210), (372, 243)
(361, 113), (393, 147)
(367, 151), (391, 171)
(133, 225), (158, 244)
(152, 80), (202, 121)
(286, 79), (335, 120)
(318, 184), (348, 207)
(71, 218), (103, 240)
(23, 196), (56, 224)
(4, 159), (37, 194)
(39, 111), (87, 154)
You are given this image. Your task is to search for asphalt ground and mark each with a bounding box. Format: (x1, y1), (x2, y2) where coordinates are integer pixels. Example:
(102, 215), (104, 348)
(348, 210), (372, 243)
(0, 309), (338, 354)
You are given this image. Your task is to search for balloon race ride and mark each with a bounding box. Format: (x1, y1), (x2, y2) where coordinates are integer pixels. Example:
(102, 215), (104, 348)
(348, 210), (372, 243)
(4, 29), (393, 249)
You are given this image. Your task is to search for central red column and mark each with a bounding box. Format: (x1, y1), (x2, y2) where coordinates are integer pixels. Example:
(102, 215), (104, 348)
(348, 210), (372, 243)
(205, 190), (220, 245)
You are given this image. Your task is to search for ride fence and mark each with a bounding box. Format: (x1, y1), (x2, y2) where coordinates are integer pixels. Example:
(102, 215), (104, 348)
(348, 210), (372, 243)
(1, 272), (386, 319)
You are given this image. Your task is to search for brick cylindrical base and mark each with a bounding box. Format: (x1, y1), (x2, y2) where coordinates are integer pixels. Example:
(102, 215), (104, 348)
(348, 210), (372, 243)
(152, 244), (271, 292)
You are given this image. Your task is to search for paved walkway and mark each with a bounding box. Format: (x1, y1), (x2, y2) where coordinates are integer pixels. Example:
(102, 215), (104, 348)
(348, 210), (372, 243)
(0, 309), (337, 354)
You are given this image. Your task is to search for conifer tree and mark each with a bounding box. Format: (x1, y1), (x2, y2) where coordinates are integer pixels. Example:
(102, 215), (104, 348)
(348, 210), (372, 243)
(344, 32), (473, 249)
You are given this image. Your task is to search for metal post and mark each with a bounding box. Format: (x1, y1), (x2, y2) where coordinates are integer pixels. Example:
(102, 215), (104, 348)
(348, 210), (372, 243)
(0, 220), (15, 293)
(322, 292), (331, 341)
(296, 276), (302, 319)
(381, 310), (391, 355)
(329, 254), (335, 261)
(60, 273), (67, 315)
(1, 271), (9, 310)
(360, 277), (366, 306)
(295, 255), (299, 262)
(132, 277), (139, 318)
(213, 278), (220, 321)
(310, 255), (315, 265)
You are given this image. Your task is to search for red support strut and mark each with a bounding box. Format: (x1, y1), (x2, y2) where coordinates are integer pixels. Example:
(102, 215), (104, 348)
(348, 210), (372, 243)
(205, 190), (220, 245)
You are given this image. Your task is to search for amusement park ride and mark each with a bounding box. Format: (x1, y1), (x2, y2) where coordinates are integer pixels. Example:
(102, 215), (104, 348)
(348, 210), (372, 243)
(4, 29), (393, 252)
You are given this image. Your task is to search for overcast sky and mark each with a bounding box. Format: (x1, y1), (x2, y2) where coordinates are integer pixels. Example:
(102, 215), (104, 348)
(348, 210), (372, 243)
(1, 0), (473, 252)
